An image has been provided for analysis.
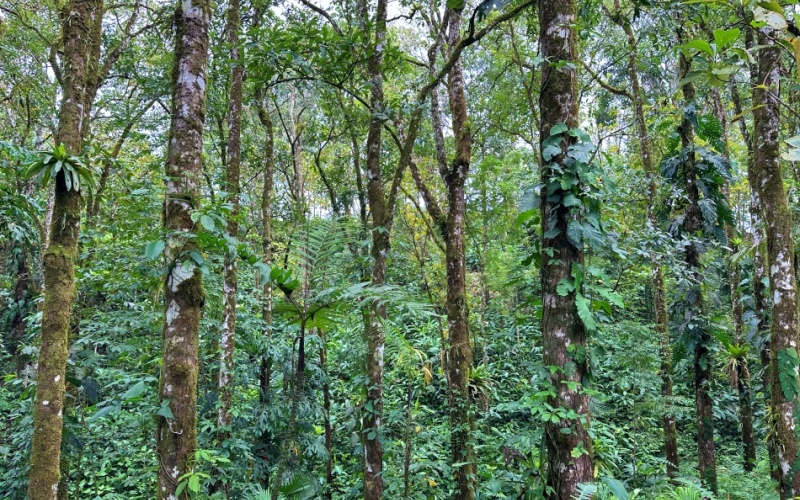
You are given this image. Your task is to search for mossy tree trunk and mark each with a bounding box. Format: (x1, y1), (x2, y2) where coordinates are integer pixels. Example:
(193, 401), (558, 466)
(156, 1), (210, 498)
(607, 7), (679, 478)
(217, 0), (243, 469)
(709, 86), (757, 472)
(677, 32), (717, 493)
(362, 0), (388, 496)
(538, 1), (593, 497)
(440, 7), (475, 499)
(752, 26), (800, 498)
(28, 1), (100, 498)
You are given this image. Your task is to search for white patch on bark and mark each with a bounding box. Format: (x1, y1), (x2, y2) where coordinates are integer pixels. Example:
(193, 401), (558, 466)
(166, 300), (180, 328)
(42, 400), (49, 406)
(54, 375), (60, 382)
(168, 263), (194, 292)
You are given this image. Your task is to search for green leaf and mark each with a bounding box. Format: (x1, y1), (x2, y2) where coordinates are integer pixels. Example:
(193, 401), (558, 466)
(713, 28), (740, 49)
(200, 215), (215, 231)
(157, 400), (174, 419)
(188, 474), (201, 493)
(87, 405), (120, 422)
(602, 477), (630, 500)
(145, 240), (166, 260)
(576, 293), (596, 331)
(556, 278), (575, 296)
(446, 0), (465, 8)
(122, 380), (147, 401)
(549, 123), (568, 136)
(684, 39), (714, 57)
(777, 348), (800, 402)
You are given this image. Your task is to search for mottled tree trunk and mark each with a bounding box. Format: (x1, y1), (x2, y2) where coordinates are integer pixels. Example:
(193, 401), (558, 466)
(677, 38), (717, 494)
(363, 0), (388, 496)
(610, 9), (679, 477)
(709, 86), (757, 472)
(156, 2), (210, 498)
(28, 2), (99, 498)
(752, 27), (800, 498)
(217, 0), (243, 464)
(538, 1), (593, 498)
(442, 8), (475, 499)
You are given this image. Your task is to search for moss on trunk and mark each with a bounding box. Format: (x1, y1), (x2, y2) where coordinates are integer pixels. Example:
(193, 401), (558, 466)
(156, 1), (210, 498)
(29, 2), (100, 498)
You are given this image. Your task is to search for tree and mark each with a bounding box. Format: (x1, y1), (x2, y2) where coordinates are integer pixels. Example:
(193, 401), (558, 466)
(751, 20), (800, 498)
(28, 2), (102, 498)
(538, 0), (593, 497)
(155, 1), (210, 498)
(217, 0), (244, 480)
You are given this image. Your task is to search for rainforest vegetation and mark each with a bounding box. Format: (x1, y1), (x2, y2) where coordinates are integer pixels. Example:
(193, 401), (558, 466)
(3, 0), (800, 498)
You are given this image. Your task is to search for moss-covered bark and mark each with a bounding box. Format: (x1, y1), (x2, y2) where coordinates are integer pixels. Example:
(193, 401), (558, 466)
(608, 8), (679, 478)
(362, 0), (388, 496)
(751, 26), (800, 498)
(156, 1), (210, 498)
(677, 36), (717, 493)
(538, 1), (593, 497)
(29, 2), (100, 498)
(217, 0), (243, 476)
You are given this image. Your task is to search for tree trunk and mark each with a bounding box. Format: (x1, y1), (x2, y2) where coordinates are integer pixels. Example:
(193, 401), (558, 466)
(752, 26), (800, 498)
(609, 8), (679, 477)
(217, 0), (243, 465)
(708, 86), (757, 472)
(11, 250), (30, 377)
(677, 37), (718, 493)
(156, 2), (210, 498)
(256, 84), (275, 488)
(28, 1), (99, 498)
(442, 8), (475, 499)
(363, 0), (388, 496)
(538, 1), (593, 497)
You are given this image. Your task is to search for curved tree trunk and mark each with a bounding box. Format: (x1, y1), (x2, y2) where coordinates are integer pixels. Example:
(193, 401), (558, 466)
(538, 1), (593, 497)
(156, 1), (210, 498)
(28, 1), (100, 497)
(752, 26), (800, 498)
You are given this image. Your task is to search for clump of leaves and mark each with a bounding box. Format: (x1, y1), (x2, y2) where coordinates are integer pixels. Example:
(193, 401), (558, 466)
(24, 143), (96, 192)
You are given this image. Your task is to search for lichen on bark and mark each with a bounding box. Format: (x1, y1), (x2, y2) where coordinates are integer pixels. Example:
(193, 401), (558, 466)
(156, 1), (210, 498)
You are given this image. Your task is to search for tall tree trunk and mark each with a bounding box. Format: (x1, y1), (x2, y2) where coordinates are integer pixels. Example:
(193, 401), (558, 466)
(709, 86), (757, 472)
(217, 0), (243, 458)
(608, 8), (679, 477)
(156, 2), (210, 498)
(256, 84), (275, 488)
(28, 1), (99, 497)
(11, 250), (30, 377)
(363, 0), (388, 496)
(752, 25), (800, 498)
(441, 7), (475, 499)
(677, 30), (717, 493)
(214, 1), (243, 496)
(538, 1), (593, 497)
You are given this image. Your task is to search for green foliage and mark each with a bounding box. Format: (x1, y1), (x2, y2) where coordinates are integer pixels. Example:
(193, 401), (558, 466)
(777, 348), (800, 402)
(24, 144), (96, 192)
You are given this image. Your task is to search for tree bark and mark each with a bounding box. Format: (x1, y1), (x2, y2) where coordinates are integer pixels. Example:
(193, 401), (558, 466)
(28, 1), (99, 498)
(608, 8), (679, 478)
(156, 1), (210, 498)
(217, 0), (243, 468)
(441, 7), (475, 499)
(363, 0), (388, 497)
(677, 31), (717, 494)
(709, 86), (757, 472)
(538, 1), (593, 497)
(752, 25), (800, 498)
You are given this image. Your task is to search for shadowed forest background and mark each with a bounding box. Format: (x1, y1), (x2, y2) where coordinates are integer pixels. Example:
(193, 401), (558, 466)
(2, 0), (800, 498)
